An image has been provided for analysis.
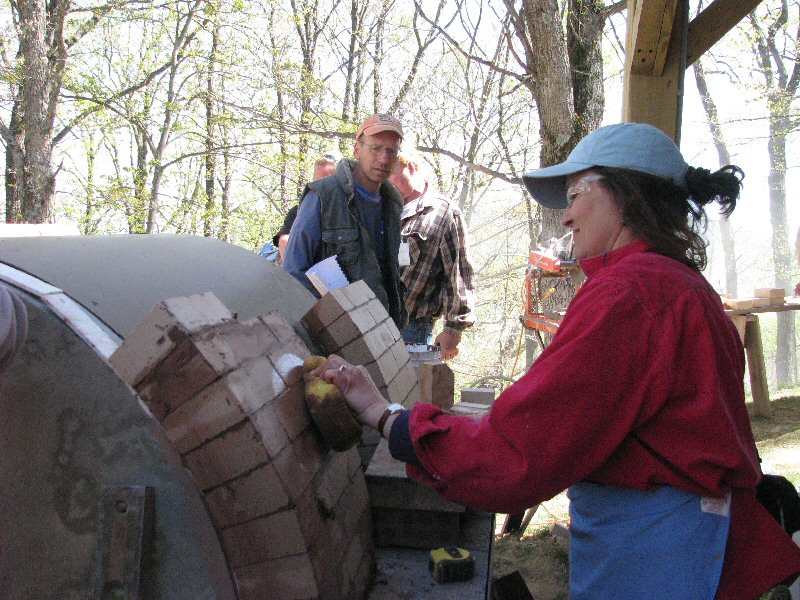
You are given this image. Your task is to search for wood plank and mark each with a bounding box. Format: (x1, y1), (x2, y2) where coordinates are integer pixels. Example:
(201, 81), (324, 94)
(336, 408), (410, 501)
(623, 0), (686, 140)
(686, 0), (763, 65)
(744, 315), (771, 418)
(725, 301), (800, 316)
(627, 0), (678, 76)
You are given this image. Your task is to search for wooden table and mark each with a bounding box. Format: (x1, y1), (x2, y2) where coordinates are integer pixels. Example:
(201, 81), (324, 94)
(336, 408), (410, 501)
(726, 300), (800, 417)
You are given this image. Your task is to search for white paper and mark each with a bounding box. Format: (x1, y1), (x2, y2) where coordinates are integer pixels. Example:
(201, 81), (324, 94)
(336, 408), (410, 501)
(306, 255), (349, 295)
(398, 241), (410, 266)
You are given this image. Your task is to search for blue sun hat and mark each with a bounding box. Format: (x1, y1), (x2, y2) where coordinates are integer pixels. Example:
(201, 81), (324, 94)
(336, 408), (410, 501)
(522, 123), (690, 209)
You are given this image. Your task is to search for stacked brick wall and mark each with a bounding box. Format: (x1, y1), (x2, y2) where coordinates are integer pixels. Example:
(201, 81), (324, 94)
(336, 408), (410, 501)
(110, 292), (374, 600)
(301, 281), (420, 465)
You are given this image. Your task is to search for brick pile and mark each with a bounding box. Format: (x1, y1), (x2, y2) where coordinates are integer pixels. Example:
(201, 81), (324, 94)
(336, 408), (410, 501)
(301, 281), (420, 466)
(110, 292), (374, 600)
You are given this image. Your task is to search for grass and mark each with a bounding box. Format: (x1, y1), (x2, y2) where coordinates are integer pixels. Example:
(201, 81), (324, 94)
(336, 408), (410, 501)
(750, 388), (800, 485)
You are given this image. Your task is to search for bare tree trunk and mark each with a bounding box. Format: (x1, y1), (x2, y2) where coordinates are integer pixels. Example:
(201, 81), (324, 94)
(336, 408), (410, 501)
(373, 0), (391, 112)
(387, 2), (443, 115)
(220, 150), (233, 242)
(204, 17), (220, 238)
(455, 28), (503, 214)
(767, 115), (796, 385)
(341, 0), (369, 152)
(131, 124), (150, 233)
(146, 0), (202, 233)
(749, 10), (799, 386)
(4, 103), (24, 222)
(567, 0), (605, 132)
(83, 133), (98, 235)
(518, 0), (604, 345)
(17, 0), (69, 223)
(693, 57), (738, 295)
(268, 4), (291, 209)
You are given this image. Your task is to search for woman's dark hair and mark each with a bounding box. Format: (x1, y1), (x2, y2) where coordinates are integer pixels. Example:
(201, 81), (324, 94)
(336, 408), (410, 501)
(594, 165), (744, 271)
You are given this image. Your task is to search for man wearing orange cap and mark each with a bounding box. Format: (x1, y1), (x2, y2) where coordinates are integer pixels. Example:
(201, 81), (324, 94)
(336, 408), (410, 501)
(283, 114), (407, 328)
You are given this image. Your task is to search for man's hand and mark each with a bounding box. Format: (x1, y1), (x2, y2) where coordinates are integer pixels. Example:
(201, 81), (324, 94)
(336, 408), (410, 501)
(435, 330), (460, 361)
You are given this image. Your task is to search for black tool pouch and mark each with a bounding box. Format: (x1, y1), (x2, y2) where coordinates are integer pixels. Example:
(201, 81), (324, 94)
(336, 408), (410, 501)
(757, 473), (800, 536)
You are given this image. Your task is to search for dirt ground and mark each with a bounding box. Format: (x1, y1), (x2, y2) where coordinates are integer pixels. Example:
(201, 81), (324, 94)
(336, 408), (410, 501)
(490, 391), (800, 599)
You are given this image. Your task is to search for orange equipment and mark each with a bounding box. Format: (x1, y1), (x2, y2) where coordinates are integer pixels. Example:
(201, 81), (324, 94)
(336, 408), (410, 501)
(522, 250), (578, 334)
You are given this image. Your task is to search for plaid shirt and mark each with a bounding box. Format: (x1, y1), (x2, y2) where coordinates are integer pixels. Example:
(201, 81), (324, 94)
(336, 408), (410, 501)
(400, 191), (476, 334)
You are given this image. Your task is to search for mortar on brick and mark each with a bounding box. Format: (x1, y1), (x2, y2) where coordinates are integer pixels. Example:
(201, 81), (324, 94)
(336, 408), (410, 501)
(135, 335), (225, 418)
(193, 316), (278, 369)
(326, 313), (364, 348)
(271, 436), (320, 502)
(234, 554), (319, 600)
(118, 293), (376, 600)
(267, 338), (310, 387)
(222, 509), (307, 567)
(386, 362), (420, 406)
(308, 292), (347, 327)
(348, 304), (379, 333)
(234, 355), (289, 412)
(250, 400), (292, 459)
(364, 298), (391, 328)
(183, 420), (270, 491)
(340, 279), (374, 308)
(260, 309), (299, 343)
(404, 380), (421, 406)
(364, 361), (390, 389)
(327, 287), (356, 312)
(161, 375), (249, 454)
(274, 382), (311, 440)
(204, 463), (290, 528)
(300, 308), (339, 354)
(109, 291), (233, 387)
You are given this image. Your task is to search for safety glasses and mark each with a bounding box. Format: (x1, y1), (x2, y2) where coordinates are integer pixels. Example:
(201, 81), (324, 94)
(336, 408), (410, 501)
(566, 174), (604, 208)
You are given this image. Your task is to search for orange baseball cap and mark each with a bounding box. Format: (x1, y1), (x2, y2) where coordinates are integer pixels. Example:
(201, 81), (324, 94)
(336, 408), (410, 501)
(355, 114), (404, 141)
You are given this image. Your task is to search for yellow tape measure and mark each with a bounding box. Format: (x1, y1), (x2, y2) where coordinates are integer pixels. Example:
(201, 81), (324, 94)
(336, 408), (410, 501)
(428, 546), (475, 583)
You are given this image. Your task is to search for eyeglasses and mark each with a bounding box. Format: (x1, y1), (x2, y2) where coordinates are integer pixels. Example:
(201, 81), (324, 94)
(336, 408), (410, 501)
(359, 141), (399, 159)
(565, 174), (604, 208)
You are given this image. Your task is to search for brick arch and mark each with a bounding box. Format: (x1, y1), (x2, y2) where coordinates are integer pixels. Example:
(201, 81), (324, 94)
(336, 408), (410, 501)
(111, 292), (374, 599)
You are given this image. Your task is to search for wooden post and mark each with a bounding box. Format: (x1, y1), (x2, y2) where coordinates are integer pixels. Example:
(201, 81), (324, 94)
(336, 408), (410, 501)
(744, 315), (771, 418)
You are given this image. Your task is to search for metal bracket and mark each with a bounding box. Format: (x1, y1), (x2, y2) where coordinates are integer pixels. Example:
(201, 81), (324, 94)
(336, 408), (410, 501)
(94, 485), (154, 600)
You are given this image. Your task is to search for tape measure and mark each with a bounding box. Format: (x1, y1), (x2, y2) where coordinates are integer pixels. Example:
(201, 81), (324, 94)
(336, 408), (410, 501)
(428, 546), (475, 583)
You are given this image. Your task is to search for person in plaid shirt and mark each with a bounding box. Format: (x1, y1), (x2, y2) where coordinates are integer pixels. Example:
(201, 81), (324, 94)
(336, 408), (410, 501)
(390, 146), (476, 360)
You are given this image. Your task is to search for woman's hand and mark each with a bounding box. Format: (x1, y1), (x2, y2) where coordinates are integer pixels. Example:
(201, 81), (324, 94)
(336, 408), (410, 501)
(311, 355), (389, 430)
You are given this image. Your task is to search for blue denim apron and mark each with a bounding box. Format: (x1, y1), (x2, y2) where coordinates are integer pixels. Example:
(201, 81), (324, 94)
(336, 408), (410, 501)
(568, 482), (730, 599)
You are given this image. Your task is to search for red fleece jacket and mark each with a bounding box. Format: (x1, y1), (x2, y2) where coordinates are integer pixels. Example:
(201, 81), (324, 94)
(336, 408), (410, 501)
(404, 241), (800, 597)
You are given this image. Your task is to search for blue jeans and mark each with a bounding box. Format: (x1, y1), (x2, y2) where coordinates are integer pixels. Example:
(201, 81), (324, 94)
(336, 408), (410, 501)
(402, 317), (434, 345)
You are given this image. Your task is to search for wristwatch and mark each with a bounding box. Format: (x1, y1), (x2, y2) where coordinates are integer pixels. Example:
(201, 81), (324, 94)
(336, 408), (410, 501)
(377, 403), (405, 436)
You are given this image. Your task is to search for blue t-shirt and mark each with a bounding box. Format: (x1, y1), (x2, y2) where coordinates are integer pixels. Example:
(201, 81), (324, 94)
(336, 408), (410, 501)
(283, 185), (385, 295)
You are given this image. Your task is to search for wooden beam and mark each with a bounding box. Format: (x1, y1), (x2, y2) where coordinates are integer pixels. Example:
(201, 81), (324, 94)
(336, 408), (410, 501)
(686, 0), (762, 65)
(623, 0), (687, 140)
(627, 0), (679, 76)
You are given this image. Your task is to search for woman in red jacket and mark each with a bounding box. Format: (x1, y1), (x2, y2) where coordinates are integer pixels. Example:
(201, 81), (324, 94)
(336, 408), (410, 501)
(313, 123), (800, 599)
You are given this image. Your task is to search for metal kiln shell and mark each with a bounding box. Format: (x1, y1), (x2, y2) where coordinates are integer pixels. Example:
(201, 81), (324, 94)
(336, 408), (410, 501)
(0, 234), (316, 599)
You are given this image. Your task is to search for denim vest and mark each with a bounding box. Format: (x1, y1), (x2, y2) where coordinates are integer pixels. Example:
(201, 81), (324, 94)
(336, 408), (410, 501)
(304, 160), (407, 329)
